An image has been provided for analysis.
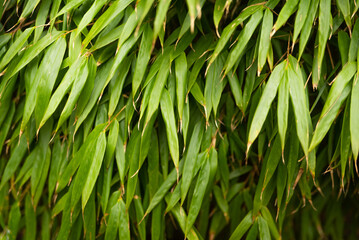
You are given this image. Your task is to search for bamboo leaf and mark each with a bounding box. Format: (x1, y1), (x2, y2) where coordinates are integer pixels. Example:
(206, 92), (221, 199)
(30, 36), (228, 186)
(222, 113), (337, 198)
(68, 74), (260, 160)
(54, 0), (87, 19)
(76, 0), (109, 37)
(181, 120), (205, 203)
(160, 89), (179, 170)
(314, 0), (331, 88)
(272, 0), (299, 33)
(229, 211), (253, 240)
(25, 194), (36, 240)
(350, 75), (359, 163)
(5, 30), (64, 82)
(209, 3), (264, 66)
(348, 19), (359, 62)
(144, 160), (184, 217)
(33, 0), (51, 42)
(38, 56), (83, 131)
(82, 131), (107, 209)
(258, 8), (273, 75)
(175, 52), (188, 121)
(0, 28), (33, 72)
(292, 0), (311, 48)
(145, 54), (171, 125)
(213, 0), (227, 33)
(105, 202), (120, 240)
(287, 56), (311, 156)
(82, 0), (134, 48)
(258, 216), (271, 240)
(298, 0), (319, 59)
(118, 199), (131, 240)
(310, 62), (357, 151)
(224, 10), (263, 75)
(247, 61), (285, 151)
(277, 69), (289, 151)
(153, 0), (172, 42)
(336, 0), (351, 30)
(185, 156), (210, 236)
(132, 24), (153, 97)
(20, 0), (41, 20)
(56, 56), (89, 131)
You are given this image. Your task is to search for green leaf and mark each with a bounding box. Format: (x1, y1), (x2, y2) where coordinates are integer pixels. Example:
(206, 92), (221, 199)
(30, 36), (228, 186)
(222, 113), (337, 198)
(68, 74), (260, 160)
(261, 206), (280, 239)
(20, 0), (41, 20)
(213, 0), (227, 33)
(31, 119), (53, 196)
(272, 0), (299, 33)
(277, 69), (289, 151)
(145, 54), (171, 125)
(224, 10), (263, 75)
(4, 30), (64, 83)
(118, 199), (131, 240)
(57, 123), (107, 193)
(153, 0), (172, 42)
(336, 0), (351, 30)
(229, 211), (253, 240)
(48, 136), (66, 204)
(38, 56), (84, 131)
(175, 52), (188, 121)
(247, 61), (285, 151)
(25, 194), (36, 240)
(310, 62), (357, 151)
(227, 70), (243, 109)
(82, 0), (134, 48)
(0, 132), (35, 189)
(258, 216), (271, 240)
(246, 219), (259, 240)
(351, 76), (359, 163)
(313, 0), (331, 88)
(144, 160), (184, 217)
(209, 3), (264, 66)
(338, 30), (350, 65)
(185, 155), (210, 236)
(258, 8), (273, 75)
(76, 0), (109, 37)
(340, 99), (351, 179)
(56, 56), (89, 131)
(292, 0), (311, 48)
(261, 135), (281, 193)
(115, 134), (127, 184)
(348, 19), (359, 62)
(74, 60), (113, 133)
(160, 89), (179, 170)
(287, 56), (311, 156)
(213, 185), (229, 218)
(8, 202), (21, 240)
(298, 0), (319, 59)
(0, 28), (33, 72)
(185, 0), (199, 32)
(102, 28), (142, 100)
(54, 0), (87, 19)
(83, 191), (96, 240)
(109, 56), (131, 117)
(125, 129), (141, 209)
(33, 0), (51, 43)
(132, 24), (153, 97)
(82, 131), (107, 209)
(105, 202), (120, 240)
(33, 36), (67, 129)
(181, 120), (205, 203)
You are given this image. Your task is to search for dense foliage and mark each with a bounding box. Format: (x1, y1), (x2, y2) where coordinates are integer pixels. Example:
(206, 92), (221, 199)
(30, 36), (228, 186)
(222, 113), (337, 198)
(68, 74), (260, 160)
(0, 0), (359, 239)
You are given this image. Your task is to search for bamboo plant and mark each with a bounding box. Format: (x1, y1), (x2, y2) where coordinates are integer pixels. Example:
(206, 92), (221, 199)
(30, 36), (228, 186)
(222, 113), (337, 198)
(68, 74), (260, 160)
(0, 0), (358, 239)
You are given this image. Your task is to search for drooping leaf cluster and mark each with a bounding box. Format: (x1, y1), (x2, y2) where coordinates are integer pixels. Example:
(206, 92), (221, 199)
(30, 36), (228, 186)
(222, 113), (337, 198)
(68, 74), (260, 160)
(0, 0), (359, 239)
